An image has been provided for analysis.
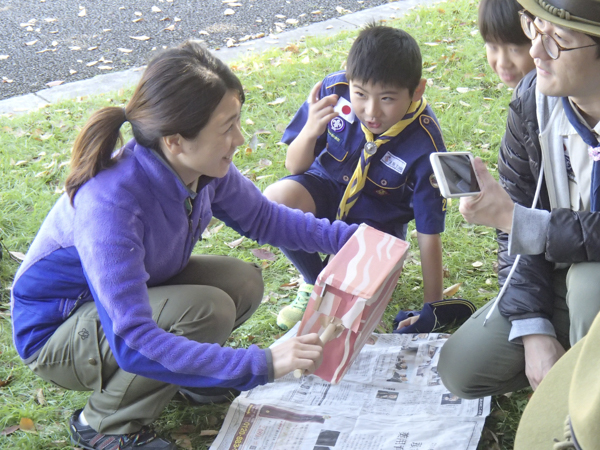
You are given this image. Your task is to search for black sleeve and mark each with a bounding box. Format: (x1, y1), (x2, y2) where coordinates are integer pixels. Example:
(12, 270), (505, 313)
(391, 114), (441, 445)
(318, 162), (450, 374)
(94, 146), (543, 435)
(546, 209), (600, 262)
(497, 231), (555, 321)
(496, 74), (556, 322)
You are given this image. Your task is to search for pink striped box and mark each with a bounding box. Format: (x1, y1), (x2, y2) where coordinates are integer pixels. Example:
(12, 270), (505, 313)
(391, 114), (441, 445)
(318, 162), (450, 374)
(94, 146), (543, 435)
(297, 224), (410, 384)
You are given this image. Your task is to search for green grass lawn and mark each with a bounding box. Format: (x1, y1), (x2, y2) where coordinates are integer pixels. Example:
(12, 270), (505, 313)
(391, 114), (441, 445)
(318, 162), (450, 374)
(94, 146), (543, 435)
(0, 0), (530, 448)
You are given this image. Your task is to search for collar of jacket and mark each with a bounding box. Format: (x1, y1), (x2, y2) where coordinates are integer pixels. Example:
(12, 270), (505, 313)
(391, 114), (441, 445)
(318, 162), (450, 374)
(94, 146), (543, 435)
(128, 140), (213, 203)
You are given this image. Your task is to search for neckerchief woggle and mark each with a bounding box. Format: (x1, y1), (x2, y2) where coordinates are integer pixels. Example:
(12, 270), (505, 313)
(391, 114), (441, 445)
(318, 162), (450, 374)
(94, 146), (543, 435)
(561, 97), (600, 212)
(336, 98), (428, 221)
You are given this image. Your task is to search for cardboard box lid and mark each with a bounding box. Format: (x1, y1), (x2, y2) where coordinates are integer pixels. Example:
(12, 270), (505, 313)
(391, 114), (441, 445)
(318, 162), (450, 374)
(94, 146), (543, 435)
(317, 224), (409, 299)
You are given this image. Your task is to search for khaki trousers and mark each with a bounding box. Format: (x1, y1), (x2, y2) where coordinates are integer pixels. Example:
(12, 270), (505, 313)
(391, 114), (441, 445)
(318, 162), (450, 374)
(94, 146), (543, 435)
(28, 255), (263, 434)
(438, 262), (600, 399)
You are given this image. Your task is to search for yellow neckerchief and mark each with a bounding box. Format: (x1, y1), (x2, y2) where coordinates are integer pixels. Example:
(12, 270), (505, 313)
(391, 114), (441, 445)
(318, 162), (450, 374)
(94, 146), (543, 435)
(336, 98), (427, 221)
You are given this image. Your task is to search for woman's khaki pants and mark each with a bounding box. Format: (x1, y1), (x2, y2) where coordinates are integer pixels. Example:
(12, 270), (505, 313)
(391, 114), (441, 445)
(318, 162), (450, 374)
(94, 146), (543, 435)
(28, 255), (263, 434)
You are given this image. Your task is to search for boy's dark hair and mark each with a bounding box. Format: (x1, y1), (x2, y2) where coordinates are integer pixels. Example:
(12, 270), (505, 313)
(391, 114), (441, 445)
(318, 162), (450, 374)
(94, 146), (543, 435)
(478, 0), (530, 45)
(346, 24), (422, 95)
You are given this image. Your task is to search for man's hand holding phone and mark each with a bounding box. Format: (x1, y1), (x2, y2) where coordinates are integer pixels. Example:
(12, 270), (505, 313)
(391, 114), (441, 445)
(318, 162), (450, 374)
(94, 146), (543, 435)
(458, 157), (514, 233)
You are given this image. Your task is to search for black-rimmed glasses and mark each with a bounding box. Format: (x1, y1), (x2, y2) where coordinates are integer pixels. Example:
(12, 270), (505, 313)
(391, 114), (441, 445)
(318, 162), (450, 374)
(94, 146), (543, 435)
(519, 10), (599, 60)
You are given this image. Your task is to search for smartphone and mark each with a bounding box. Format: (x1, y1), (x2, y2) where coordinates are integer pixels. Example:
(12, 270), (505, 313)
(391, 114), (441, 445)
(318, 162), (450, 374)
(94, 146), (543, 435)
(429, 152), (481, 198)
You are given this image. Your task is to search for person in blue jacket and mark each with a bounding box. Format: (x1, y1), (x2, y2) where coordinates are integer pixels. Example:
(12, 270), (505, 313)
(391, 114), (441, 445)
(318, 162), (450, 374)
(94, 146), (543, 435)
(10, 40), (357, 450)
(264, 25), (447, 331)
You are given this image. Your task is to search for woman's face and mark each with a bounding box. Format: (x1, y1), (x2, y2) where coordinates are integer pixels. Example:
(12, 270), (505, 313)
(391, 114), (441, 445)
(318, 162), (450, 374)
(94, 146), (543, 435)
(162, 90), (244, 185)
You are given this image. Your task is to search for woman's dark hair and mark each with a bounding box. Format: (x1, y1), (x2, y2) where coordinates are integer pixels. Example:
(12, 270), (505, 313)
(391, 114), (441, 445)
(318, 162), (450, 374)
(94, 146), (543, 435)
(478, 0), (530, 46)
(65, 40), (244, 203)
(346, 23), (422, 96)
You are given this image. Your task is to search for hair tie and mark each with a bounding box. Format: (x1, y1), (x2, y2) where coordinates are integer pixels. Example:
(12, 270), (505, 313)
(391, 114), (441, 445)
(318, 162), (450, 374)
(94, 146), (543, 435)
(122, 108), (128, 123)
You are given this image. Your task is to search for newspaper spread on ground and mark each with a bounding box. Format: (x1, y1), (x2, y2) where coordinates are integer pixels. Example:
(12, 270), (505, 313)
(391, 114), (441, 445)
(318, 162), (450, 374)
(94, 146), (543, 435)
(210, 330), (491, 450)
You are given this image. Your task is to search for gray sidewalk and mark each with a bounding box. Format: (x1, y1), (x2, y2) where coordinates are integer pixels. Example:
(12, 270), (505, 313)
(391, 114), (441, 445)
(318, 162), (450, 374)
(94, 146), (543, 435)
(0, 0), (436, 116)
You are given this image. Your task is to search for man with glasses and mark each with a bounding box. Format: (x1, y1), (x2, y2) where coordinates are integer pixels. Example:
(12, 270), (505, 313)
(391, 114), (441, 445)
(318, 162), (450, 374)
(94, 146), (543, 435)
(438, 0), (600, 401)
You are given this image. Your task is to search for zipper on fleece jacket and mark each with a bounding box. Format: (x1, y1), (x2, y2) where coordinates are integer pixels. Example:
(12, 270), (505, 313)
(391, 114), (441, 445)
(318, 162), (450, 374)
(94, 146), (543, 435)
(182, 196), (200, 269)
(185, 197), (193, 234)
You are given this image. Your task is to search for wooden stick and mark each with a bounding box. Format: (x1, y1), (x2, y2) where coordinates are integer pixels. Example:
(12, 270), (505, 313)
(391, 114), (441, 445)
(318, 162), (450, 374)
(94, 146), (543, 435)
(319, 322), (339, 344)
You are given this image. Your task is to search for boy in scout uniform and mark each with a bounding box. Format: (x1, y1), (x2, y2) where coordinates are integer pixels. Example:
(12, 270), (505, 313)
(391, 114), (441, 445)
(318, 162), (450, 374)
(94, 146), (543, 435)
(264, 24), (451, 331)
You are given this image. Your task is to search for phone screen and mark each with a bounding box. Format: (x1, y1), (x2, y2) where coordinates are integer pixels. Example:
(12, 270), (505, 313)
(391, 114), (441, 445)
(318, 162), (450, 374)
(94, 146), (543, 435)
(438, 154), (480, 195)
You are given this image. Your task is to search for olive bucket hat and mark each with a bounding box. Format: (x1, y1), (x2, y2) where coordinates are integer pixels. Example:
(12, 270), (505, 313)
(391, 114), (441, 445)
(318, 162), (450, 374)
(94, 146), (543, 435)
(514, 310), (600, 449)
(517, 0), (600, 37)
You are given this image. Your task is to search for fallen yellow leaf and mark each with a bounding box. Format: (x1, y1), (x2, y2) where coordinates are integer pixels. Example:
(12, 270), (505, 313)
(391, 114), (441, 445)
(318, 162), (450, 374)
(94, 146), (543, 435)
(443, 282), (462, 297)
(36, 388), (46, 405)
(19, 418), (36, 432)
(200, 430), (219, 436)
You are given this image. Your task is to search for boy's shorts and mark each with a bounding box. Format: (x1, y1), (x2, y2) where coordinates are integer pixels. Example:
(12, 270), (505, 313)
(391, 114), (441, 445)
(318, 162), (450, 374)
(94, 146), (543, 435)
(284, 168), (343, 222)
(283, 168), (408, 241)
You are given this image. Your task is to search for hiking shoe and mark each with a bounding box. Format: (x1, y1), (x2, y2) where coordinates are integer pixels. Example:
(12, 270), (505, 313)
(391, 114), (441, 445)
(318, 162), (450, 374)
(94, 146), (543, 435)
(277, 283), (314, 330)
(178, 387), (240, 405)
(69, 409), (176, 450)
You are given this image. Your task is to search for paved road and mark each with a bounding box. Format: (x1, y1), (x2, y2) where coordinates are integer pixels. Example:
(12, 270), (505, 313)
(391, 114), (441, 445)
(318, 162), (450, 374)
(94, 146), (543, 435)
(0, 0), (391, 100)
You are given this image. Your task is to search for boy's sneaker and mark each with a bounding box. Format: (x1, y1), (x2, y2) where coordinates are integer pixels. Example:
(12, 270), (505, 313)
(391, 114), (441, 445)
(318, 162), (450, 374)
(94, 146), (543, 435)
(277, 283), (314, 330)
(69, 409), (176, 450)
(178, 387), (240, 405)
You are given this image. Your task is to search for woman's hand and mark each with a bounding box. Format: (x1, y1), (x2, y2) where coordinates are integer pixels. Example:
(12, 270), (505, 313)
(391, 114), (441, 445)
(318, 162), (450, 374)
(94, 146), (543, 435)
(271, 333), (324, 379)
(459, 157), (514, 233)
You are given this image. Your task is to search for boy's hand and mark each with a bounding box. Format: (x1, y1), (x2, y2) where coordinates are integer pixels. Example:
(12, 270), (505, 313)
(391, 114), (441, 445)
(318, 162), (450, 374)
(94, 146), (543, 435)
(304, 81), (339, 139)
(459, 157), (514, 233)
(396, 315), (420, 331)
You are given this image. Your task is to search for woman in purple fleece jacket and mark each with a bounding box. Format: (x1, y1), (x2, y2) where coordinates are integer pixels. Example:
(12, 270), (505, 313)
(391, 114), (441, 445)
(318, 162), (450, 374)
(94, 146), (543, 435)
(11, 40), (357, 450)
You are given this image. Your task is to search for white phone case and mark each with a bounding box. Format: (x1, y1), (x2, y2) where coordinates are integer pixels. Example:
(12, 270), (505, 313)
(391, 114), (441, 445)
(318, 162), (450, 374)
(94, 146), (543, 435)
(429, 152), (481, 198)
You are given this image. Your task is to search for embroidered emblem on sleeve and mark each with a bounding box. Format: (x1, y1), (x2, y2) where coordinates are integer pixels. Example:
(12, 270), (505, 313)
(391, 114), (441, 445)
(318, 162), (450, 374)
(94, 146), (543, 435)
(430, 173), (439, 189)
(330, 116), (346, 132)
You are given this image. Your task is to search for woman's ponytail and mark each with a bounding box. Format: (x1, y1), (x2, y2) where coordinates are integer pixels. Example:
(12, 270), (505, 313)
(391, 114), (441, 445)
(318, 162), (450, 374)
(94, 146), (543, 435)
(65, 107), (127, 203)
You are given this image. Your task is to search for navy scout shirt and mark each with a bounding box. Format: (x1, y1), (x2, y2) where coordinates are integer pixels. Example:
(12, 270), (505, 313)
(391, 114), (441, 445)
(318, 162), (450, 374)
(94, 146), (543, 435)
(282, 71), (447, 235)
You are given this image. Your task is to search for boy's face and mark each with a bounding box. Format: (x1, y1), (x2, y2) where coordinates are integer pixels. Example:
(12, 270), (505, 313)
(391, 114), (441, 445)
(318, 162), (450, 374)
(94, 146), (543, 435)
(529, 17), (600, 101)
(484, 40), (535, 88)
(349, 80), (424, 135)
